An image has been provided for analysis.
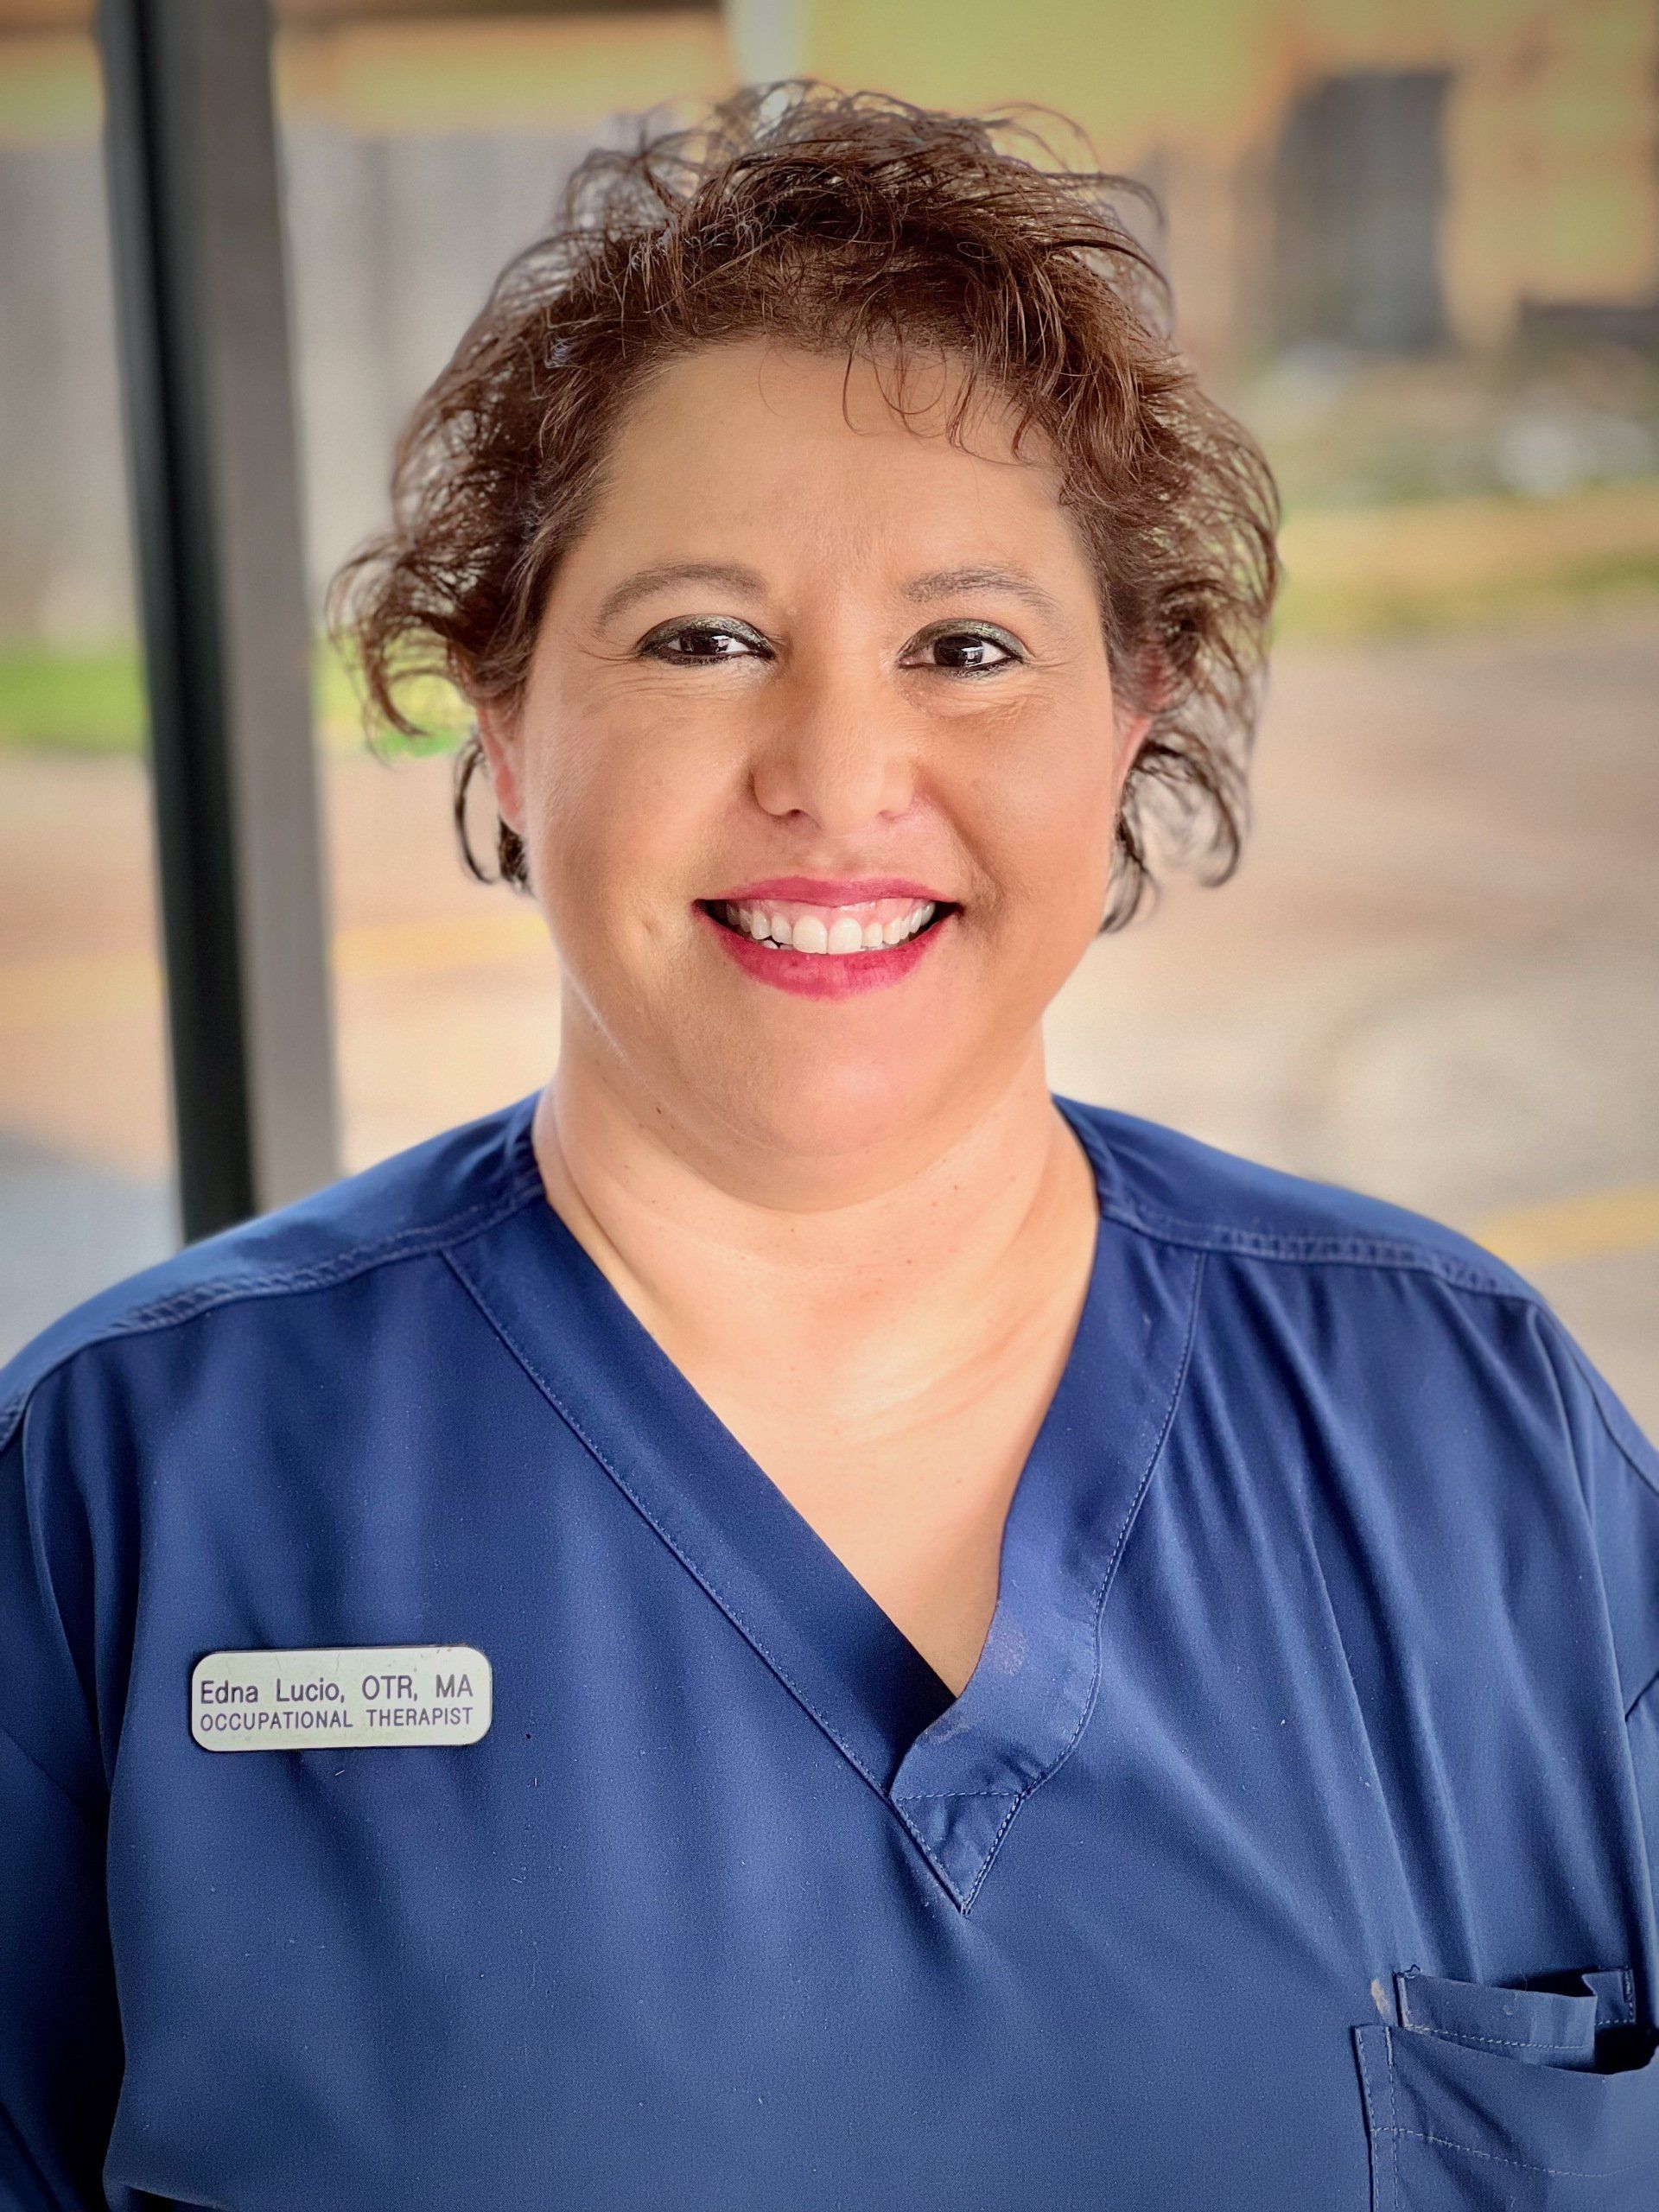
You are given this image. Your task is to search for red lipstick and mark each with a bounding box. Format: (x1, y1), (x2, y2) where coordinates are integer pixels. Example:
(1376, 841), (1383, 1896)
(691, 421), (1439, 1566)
(705, 875), (946, 903)
(692, 886), (957, 1000)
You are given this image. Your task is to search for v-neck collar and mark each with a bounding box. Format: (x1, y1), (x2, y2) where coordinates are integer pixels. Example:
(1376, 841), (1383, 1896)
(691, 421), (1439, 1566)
(446, 1088), (1202, 1912)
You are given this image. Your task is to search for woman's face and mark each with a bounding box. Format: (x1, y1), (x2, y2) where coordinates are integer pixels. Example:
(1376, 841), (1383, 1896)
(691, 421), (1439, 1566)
(479, 340), (1147, 1168)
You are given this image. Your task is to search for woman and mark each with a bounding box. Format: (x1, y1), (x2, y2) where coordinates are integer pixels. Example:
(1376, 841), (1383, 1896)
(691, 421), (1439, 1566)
(3, 83), (1657, 2211)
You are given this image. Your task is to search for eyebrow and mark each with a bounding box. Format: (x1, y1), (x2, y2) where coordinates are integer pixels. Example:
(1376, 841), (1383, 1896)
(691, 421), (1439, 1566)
(900, 564), (1066, 621)
(594, 562), (769, 629)
(594, 557), (1067, 632)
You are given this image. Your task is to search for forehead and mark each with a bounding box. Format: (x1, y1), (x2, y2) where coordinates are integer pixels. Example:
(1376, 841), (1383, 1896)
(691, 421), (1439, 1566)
(569, 340), (1084, 583)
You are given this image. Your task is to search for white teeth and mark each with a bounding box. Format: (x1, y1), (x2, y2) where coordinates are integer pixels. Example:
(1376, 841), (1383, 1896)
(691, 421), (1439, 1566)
(719, 899), (942, 954)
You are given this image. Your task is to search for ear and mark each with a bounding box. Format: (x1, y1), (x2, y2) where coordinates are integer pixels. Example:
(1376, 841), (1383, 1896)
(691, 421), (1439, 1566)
(474, 696), (528, 838)
(1115, 702), (1154, 789)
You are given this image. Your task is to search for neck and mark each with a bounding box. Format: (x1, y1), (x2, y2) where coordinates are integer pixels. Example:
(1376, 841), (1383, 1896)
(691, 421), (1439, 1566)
(529, 1025), (1097, 1403)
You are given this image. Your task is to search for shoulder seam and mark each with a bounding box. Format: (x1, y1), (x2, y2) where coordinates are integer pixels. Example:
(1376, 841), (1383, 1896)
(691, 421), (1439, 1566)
(1095, 1192), (1536, 1303)
(1551, 1328), (1659, 1731)
(1555, 1332), (1659, 1507)
(0, 1175), (542, 1456)
(1516, 1304), (1659, 1729)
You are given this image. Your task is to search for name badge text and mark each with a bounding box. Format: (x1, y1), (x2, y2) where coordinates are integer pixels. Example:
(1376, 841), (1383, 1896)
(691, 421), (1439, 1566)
(191, 1644), (492, 1751)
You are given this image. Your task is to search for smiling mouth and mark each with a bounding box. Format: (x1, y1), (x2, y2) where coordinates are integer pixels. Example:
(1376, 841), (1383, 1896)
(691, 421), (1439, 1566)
(696, 894), (957, 955)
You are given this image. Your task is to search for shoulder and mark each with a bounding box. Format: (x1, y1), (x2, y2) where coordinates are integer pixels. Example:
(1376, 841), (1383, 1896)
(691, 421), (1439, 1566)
(0, 1090), (542, 1455)
(1061, 1094), (1659, 1707)
(1058, 1092), (1540, 1300)
(1058, 1090), (1656, 1519)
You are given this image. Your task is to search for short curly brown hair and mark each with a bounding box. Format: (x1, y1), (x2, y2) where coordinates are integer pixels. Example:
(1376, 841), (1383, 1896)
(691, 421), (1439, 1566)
(330, 80), (1279, 931)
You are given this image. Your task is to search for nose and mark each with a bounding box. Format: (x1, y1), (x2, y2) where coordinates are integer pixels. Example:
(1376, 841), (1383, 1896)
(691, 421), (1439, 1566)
(747, 659), (918, 836)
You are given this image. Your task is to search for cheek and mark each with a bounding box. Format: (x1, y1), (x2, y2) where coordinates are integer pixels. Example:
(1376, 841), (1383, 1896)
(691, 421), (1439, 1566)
(957, 715), (1126, 931)
(519, 701), (723, 934)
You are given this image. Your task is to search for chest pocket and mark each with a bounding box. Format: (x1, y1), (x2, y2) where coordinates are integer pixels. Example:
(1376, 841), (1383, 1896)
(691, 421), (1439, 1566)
(1353, 1967), (1659, 2208)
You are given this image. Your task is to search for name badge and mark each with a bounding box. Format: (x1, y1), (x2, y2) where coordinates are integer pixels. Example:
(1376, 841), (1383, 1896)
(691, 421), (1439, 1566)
(192, 1644), (491, 1751)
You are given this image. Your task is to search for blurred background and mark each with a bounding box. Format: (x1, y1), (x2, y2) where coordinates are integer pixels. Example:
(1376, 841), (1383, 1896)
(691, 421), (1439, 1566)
(1, 0), (1656, 1421)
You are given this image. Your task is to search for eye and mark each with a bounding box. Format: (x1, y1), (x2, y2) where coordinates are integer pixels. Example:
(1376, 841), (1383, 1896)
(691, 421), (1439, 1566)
(901, 622), (1024, 675)
(637, 618), (772, 665)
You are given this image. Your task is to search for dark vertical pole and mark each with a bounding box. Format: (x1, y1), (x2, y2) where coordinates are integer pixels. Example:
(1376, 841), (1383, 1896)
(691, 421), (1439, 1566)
(96, 0), (340, 1242)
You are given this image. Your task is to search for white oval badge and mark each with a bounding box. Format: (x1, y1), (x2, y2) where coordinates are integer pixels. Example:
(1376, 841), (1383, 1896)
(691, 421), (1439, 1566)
(192, 1644), (492, 1751)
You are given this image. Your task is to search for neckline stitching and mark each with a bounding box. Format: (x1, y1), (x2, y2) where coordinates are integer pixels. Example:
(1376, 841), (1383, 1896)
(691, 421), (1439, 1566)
(441, 1237), (898, 1813)
(952, 1240), (1206, 1911)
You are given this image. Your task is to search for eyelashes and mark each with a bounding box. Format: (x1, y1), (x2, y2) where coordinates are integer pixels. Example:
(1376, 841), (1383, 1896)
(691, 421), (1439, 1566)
(636, 618), (773, 664)
(634, 617), (1027, 673)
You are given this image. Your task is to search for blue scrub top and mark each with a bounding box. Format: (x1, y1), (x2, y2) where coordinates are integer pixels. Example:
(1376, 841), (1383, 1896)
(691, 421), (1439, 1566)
(4, 1089), (1659, 2210)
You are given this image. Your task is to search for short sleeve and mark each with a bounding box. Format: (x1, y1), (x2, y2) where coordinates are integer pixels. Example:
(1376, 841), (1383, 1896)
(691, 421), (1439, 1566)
(0, 1396), (124, 2208)
(1535, 1314), (1659, 1935)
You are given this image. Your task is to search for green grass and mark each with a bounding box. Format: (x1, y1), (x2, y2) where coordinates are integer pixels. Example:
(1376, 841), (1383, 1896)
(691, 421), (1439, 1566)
(0, 639), (467, 760)
(0, 645), (148, 755)
(1271, 478), (1659, 645)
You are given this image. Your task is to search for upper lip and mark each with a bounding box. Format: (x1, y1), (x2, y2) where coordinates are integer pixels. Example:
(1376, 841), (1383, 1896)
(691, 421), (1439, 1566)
(702, 875), (952, 904)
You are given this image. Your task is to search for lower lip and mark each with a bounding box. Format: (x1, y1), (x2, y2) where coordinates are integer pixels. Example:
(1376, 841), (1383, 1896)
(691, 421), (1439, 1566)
(694, 905), (953, 998)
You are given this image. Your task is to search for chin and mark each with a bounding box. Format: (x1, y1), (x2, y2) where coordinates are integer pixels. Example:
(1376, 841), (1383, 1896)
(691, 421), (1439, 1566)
(700, 1049), (954, 1169)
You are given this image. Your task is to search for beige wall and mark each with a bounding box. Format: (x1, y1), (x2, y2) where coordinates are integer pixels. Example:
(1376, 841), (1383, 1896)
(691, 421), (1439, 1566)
(785, 0), (1659, 352)
(0, 0), (1653, 362)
